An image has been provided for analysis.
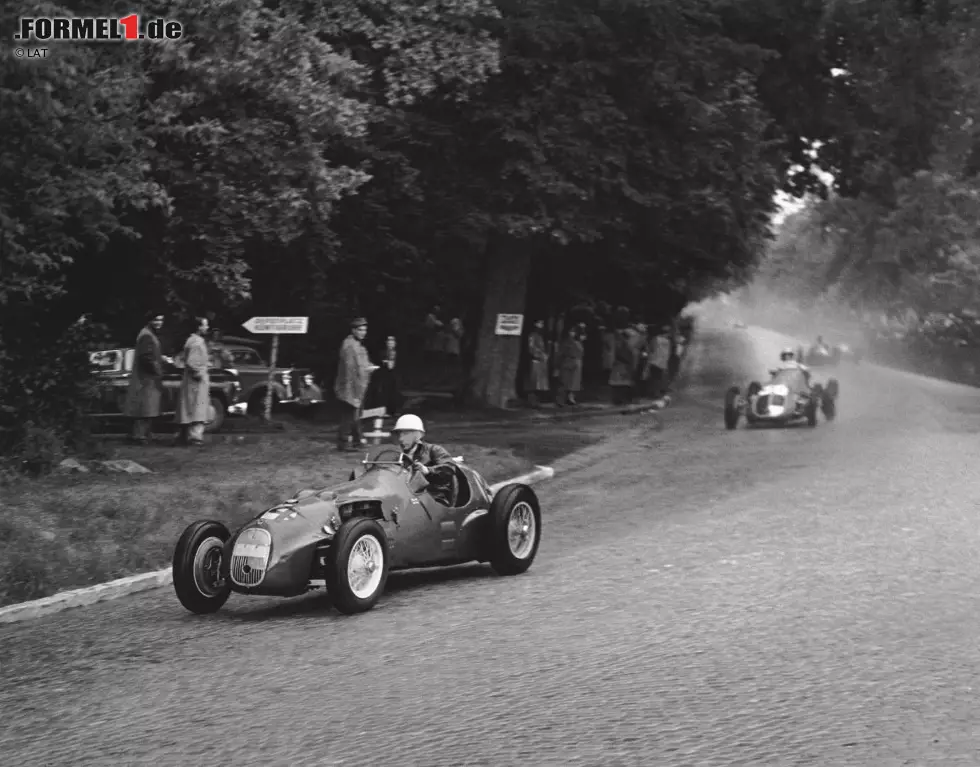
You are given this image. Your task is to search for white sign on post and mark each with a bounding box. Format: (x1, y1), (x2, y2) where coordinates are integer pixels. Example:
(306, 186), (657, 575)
(241, 316), (309, 334)
(494, 313), (524, 336)
(241, 316), (310, 421)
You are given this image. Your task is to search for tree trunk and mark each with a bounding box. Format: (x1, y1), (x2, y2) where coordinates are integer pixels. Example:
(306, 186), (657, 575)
(468, 235), (534, 408)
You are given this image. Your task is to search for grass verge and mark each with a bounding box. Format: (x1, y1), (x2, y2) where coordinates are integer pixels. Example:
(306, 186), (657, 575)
(0, 436), (534, 607)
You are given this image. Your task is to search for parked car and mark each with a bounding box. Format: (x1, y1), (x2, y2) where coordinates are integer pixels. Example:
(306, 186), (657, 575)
(209, 336), (319, 416)
(87, 347), (243, 432)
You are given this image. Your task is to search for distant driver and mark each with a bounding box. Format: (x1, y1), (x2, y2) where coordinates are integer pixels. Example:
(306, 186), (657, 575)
(392, 414), (456, 506)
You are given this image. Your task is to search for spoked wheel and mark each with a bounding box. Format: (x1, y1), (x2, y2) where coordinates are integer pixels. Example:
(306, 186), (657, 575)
(325, 518), (390, 615)
(173, 520), (232, 614)
(724, 386), (741, 430)
(487, 484), (542, 576)
(204, 396), (225, 433)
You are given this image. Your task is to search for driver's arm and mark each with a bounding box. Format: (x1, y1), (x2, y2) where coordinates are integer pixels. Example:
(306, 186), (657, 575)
(427, 443), (454, 467)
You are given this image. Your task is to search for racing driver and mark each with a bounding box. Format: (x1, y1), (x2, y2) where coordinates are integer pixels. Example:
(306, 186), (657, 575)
(392, 414), (456, 506)
(776, 347), (812, 386)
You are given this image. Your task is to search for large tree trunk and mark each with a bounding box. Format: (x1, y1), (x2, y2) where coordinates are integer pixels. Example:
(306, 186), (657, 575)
(468, 235), (534, 408)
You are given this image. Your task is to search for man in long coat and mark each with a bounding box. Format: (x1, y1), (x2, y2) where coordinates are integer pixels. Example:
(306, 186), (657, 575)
(175, 316), (212, 446)
(334, 317), (378, 451)
(124, 312), (165, 444)
(525, 319), (550, 407)
(555, 326), (584, 406)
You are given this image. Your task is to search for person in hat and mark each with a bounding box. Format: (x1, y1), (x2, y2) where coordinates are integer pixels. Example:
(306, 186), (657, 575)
(124, 311), (165, 444)
(334, 317), (378, 451)
(392, 414), (455, 506)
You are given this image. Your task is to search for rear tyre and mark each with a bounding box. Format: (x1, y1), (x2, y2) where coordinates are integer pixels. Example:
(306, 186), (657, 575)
(326, 517), (390, 615)
(724, 386), (741, 430)
(826, 378), (839, 399)
(488, 484), (542, 576)
(173, 520), (232, 614)
(822, 394), (837, 421)
(204, 396), (225, 433)
(805, 397), (819, 427)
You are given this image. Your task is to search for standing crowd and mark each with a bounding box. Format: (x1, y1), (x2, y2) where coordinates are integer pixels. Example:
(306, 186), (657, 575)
(121, 303), (692, 448)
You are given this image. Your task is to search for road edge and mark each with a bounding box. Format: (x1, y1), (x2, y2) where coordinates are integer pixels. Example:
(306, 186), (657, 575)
(0, 465), (557, 625)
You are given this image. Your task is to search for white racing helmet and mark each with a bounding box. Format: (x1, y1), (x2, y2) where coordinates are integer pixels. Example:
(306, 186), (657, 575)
(392, 414), (425, 433)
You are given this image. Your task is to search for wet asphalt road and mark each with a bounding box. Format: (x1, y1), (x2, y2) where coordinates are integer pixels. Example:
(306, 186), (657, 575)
(3, 321), (980, 766)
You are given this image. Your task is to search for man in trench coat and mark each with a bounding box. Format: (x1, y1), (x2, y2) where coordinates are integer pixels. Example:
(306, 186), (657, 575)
(175, 316), (212, 446)
(124, 312), (165, 444)
(334, 317), (378, 451)
(525, 319), (550, 407)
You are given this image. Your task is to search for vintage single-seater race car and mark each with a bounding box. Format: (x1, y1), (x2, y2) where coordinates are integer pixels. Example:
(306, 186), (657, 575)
(172, 446), (542, 615)
(798, 342), (840, 368)
(724, 367), (839, 429)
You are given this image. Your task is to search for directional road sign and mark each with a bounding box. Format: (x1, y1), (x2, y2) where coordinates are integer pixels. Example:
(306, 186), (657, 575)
(241, 316), (309, 334)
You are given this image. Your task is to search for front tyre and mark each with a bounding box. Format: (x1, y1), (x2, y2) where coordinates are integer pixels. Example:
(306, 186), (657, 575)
(326, 518), (390, 615)
(724, 386), (741, 430)
(488, 484), (542, 576)
(173, 520), (232, 614)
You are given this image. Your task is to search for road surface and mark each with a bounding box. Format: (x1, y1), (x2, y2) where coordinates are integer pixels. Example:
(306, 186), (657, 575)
(2, 320), (980, 766)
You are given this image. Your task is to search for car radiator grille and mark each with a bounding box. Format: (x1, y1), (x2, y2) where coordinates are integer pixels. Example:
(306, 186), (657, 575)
(229, 528), (272, 588)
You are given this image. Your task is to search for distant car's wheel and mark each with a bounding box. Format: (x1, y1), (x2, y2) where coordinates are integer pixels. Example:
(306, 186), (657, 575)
(724, 386), (740, 430)
(173, 520), (232, 614)
(204, 396), (226, 433)
(247, 388), (281, 417)
(826, 378), (839, 399)
(487, 483), (542, 576)
(326, 518), (390, 615)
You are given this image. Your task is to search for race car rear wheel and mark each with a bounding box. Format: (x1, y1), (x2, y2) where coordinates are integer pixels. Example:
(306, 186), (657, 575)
(326, 518), (390, 615)
(173, 520), (232, 614)
(826, 378), (839, 399)
(487, 483), (542, 576)
(724, 386), (740, 430)
(822, 394), (837, 421)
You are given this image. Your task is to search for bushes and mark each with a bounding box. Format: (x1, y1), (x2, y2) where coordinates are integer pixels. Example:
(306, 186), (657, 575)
(0, 318), (112, 474)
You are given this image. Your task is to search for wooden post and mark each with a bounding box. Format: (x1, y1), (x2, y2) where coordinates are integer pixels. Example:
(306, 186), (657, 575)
(263, 333), (279, 422)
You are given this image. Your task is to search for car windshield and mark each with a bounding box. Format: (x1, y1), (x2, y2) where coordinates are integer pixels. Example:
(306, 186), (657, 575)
(360, 445), (406, 473)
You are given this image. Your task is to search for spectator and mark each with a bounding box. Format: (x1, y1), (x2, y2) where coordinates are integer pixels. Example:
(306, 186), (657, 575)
(525, 319), (550, 407)
(334, 317), (378, 452)
(600, 324), (616, 379)
(555, 325), (584, 406)
(646, 326), (671, 397)
(174, 315), (211, 446)
(609, 310), (637, 405)
(367, 335), (403, 418)
(424, 305), (445, 364)
(633, 322), (649, 396)
(446, 316), (464, 365)
(124, 311), (165, 445)
(298, 374), (324, 405)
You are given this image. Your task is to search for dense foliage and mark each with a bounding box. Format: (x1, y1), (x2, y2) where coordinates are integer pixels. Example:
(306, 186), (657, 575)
(5, 0), (979, 447)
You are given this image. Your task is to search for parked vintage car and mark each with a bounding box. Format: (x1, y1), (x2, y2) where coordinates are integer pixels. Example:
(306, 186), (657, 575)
(724, 367), (839, 429)
(210, 335), (320, 416)
(172, 445), (543, 615)
(87, 347), (243, 432)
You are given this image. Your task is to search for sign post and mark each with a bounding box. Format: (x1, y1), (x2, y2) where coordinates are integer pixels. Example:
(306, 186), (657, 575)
(494, 313), (524, 336)
(241, 316), (310, 421)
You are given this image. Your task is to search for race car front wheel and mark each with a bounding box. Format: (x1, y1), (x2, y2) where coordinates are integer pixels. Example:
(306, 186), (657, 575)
(724, 386), (741, 430)
(487, 483), (542, 576)
(173, 520), (232, 614)
(326, 518), (390, 615)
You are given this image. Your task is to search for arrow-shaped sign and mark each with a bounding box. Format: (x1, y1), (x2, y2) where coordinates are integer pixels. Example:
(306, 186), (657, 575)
(242, 316), (309, 335)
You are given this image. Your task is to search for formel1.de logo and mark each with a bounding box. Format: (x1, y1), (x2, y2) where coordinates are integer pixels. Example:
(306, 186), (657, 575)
(15, 14), (182, 42)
